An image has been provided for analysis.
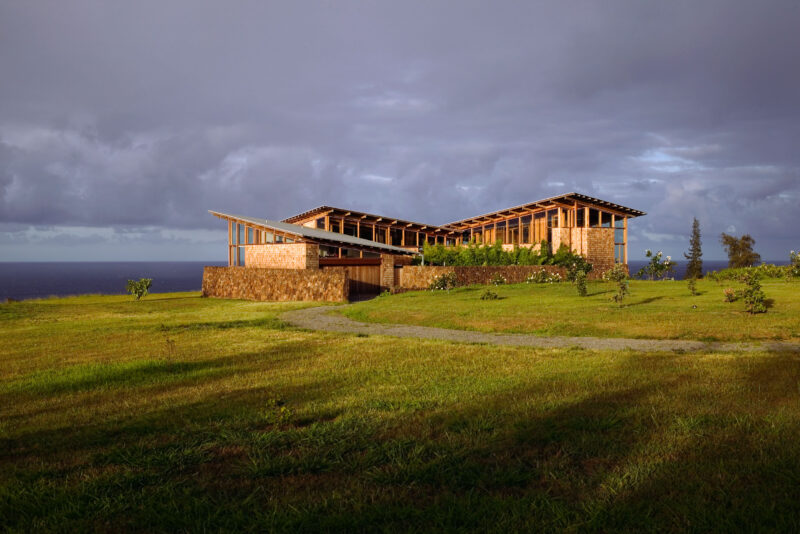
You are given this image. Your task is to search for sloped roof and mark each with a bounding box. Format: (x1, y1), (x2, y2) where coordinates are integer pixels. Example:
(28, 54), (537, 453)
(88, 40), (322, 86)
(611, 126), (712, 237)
(282, 205), (452, 233)
(209, 211), (417, 255)
(443, 192), (646, 229)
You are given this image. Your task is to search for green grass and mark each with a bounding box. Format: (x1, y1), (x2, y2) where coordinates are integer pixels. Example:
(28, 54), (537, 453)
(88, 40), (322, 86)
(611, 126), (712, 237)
(2, 292), (800, 531)
(343, 279), (800, 342)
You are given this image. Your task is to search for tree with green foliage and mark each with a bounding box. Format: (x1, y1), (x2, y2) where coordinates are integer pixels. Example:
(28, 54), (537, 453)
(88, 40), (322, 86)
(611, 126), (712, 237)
(126, 278), (152, 300)
(740, 271), (767, 314)
(636, 250), (675, 280)
(684, 217), (703, 279)
(720, 233), (761, 268)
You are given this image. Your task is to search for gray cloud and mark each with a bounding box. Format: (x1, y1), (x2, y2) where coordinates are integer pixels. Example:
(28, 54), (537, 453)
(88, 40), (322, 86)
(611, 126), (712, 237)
(1, 1), (799, 261)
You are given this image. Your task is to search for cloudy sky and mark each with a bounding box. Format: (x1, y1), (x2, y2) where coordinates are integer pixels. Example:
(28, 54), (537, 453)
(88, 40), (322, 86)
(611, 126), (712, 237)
(1, 1), (798, 261)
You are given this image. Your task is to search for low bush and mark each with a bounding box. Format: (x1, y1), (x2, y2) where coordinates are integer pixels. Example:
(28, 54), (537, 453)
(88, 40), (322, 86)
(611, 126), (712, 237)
(490, 273), (507, 286)
(428, 272), (458, 291)
(790, 250), (800, 278)
(526, 270), (562, 284)
(723, 288), (738, 303)
(707, 264), (790, 282)
(126, 278), (152, 300)
(480, 289), (499, 300)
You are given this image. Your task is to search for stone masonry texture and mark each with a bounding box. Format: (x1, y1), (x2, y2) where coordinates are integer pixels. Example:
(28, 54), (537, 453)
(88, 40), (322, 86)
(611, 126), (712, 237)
(245, 243), (319, 269)
(399, 265), (568, 290)
(202, 266), (348, 302)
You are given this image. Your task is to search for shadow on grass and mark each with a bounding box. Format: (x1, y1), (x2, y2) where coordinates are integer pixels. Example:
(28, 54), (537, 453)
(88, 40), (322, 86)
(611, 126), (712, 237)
(626, 296), (665, 307)
(4, 350), (800, 531)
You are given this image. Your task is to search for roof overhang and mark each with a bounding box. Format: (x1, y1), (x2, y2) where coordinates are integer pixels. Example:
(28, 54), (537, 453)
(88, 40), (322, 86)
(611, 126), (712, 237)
(210, 210), (418, 255)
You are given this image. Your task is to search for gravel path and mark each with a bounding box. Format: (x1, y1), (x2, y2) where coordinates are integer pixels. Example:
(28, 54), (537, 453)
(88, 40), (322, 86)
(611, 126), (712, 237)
(281, 305), (800, 353)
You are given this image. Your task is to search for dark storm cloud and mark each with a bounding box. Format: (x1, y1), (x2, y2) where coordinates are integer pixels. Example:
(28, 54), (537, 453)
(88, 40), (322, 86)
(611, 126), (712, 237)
(1, 0), (799, 260)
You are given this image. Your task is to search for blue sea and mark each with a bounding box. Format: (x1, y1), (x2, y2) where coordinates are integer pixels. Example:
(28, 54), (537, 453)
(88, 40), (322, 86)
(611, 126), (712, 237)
(0, 260), (789, 301)
(0, 262), (226, 301)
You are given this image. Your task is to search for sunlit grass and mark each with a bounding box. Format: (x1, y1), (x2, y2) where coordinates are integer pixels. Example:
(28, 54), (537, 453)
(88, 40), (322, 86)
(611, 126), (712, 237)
(343, 279), (800, 342)
(2, 292), (800, 531)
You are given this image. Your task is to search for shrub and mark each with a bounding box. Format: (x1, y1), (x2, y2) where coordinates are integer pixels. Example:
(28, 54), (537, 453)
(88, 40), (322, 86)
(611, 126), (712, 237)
(126, 278), (152, 300)
(723, 288), (738, 303)
(740, 271), (767, 314)
(480, 289), (499, 300)
(526, 270), (562, 284)
(575, 269), (587, 297)
(707, 264), (789, 282)
(687, 277), (698, 296)
(428, 272), (457, 291)
(790, 250), (800, 278)
(490, 273), (507, 286)
(603, 264), (629, 305)
(636, 249), (675, 280)
(422, 240), (592, 271)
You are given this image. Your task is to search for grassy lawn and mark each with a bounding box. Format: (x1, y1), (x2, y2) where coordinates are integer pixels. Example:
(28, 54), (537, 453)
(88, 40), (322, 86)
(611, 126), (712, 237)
(2, 293), (800, 531)
(343, 279), (800, 342)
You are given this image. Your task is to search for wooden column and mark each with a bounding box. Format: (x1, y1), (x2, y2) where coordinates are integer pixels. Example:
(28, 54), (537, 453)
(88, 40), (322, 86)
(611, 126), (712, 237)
(624, 217), (628, 265)
(585, 207), (590, 227)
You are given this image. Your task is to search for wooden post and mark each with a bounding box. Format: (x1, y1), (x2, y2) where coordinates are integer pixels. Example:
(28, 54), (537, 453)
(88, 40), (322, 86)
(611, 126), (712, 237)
(624, 217), (628, 265)
(325, 216), (330, 231)
(585, 207), (590, 228)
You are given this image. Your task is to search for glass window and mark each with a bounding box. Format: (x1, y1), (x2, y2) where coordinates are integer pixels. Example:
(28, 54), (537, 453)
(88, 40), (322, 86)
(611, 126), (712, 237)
(615, 244), (625, 263)
(247, 227), (254, 244)
(276, 235), (283, 243)
(363, 251), (380, 258)
(316, 217), (326, 229)
(345, 247), (360, 258)
(390, 228), (403, 246)
(374, 227), (386, 243)
(404, 230), (416, 246)
(602, 212), (612, 228)
(615, 216), (625, 228)
(285, 237), (294, 244)
(360, 226), (373, 241)
(237, 247), (245, 266)
(237, 223), (244, 244)
(343, 223), (357, 237)
(329, 218), (341, 233)
(319, 245), (337, 257)
(576, 209), (585, 227)
(547, 210), (558, 228)
(496, 221), (506, 244)
(615, 228), (625, 244)
(589, 209), (600, 228)
(446, 238), (456, 246)
(437, 235), (444, 245)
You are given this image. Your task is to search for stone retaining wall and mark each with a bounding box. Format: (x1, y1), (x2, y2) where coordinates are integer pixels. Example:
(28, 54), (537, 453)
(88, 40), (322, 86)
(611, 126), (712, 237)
(202, 266), (348, 302)
(399, 265), (568, 290)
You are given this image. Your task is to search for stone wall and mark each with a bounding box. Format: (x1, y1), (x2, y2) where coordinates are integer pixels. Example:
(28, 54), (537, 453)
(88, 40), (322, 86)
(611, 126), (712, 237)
(202, 266), (348, 302)
(399, 265), (568, 290)
(245, 243), (319, 269)
(584, 228), (615, 275)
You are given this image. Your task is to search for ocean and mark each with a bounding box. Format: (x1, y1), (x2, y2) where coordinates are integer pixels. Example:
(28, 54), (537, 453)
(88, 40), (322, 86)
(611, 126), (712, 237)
(0, 259), (788, 301)
(0, 262), (226, 301)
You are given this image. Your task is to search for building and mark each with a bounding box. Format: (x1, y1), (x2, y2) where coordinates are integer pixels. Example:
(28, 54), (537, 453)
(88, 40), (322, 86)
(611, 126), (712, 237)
(205, 192), (645, 299)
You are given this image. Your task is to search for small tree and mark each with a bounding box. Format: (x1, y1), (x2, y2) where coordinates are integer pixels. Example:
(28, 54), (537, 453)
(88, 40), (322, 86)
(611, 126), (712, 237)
(636, 250), (675, 280)
(720, 233), (761, 268)
(126, 278), (152, 300)
(687, 277), (698, 296)
(740, 271), (767, 314)
(603, 264), (629, 306)
(684, 217), (703, 279)
(575, 269), (588, 297)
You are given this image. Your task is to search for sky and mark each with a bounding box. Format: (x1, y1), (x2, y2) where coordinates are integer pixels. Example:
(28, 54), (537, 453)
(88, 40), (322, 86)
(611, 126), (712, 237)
(1, 1), (798, 262)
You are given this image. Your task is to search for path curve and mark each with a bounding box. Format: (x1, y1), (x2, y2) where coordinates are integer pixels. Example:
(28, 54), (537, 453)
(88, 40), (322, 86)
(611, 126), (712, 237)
(281, 306), (800, 353)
